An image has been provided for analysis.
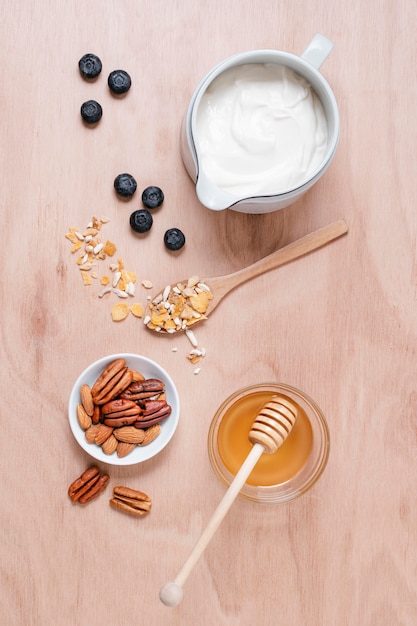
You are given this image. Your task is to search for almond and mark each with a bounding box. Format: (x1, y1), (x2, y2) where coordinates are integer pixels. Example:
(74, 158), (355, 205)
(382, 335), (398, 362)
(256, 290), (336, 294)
(116, 441), (136, 458)
(77, 403), (92, 431)
(140, 424), (161, 446)
(101, 433), (118, 455)
(129, 369), (145, 382)
(113, 426), (145, 444)
(80, 384), (94, 416)
(85, 424), (101, 443)
(95, 424), (114, 445)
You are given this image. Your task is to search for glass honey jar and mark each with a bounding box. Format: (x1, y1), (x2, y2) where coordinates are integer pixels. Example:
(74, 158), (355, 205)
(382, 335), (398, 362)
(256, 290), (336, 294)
(207, 383), (330, 504)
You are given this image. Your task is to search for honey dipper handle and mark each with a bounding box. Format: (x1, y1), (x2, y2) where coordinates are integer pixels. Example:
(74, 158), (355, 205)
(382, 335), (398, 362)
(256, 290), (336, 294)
(159, 442), (265, 607)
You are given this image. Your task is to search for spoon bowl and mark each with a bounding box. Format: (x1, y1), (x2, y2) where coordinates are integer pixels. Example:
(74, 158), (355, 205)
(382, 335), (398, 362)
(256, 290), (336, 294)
(144, 219), (348, 333)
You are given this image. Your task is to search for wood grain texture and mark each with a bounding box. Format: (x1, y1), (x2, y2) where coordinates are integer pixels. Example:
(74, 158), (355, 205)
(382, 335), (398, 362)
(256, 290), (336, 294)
(1, 1), (416, 624)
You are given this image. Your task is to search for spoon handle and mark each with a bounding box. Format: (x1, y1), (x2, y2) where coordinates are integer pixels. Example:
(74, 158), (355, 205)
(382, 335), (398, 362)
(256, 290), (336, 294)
(208, 219), (348, 302)
(159, 442), (264, 607)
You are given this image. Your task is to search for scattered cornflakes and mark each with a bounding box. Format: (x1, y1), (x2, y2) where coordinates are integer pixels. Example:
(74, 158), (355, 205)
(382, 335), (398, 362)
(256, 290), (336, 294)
(80, 270), (92, 286)
(130, 303), (144, 318)
(185, 333), (206, 369)
(111, 302), (130, 321)
(71, 241), (83, 253)
(103, 240), (117, 256)
(65, 216), (145, 323)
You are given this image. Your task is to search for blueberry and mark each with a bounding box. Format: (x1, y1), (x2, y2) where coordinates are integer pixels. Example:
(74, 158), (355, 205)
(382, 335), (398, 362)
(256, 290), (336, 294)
(164, 228), (185, 251)
(114, 173), (137, 198)
(108, 70), (131, 94)
(80, 100), (103, 124)
(142, 186), (164, 209)
(78, 53), (102, 79)
(130, 210), (153, 233)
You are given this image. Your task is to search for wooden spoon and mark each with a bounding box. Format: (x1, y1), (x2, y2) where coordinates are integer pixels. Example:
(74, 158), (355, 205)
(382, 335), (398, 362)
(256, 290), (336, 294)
(144, 219), (348, 333)
(159, 395), (299, 607)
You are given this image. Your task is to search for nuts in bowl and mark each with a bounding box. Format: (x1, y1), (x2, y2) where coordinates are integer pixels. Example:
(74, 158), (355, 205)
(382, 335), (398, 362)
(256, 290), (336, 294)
(68, 353), (180, 466)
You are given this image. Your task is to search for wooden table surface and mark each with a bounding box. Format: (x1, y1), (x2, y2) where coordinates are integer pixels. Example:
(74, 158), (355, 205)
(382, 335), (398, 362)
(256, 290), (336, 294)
(2, 1), (416, 625)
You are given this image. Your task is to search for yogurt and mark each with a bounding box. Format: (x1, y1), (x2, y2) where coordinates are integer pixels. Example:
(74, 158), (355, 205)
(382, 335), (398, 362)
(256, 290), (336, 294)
(195, 63), (328, 197)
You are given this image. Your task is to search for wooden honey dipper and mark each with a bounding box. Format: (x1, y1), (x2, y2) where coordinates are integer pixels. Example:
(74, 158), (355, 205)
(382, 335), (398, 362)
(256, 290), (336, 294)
(159, 395), (298, 607)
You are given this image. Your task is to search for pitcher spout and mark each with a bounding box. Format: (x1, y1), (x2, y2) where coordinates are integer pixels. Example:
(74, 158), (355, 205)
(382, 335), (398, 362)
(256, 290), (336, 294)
(195, 169), (238, 211)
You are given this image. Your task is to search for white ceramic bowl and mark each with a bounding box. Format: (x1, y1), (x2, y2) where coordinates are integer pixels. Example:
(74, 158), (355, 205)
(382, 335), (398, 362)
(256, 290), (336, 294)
(68, 353), (180, 466)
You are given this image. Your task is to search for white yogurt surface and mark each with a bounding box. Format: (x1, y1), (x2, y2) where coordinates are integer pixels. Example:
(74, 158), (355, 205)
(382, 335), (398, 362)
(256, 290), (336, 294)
(195, 63), (328, 197)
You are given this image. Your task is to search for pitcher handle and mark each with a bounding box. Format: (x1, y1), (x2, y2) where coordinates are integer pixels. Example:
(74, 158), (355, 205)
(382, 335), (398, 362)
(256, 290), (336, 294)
(301, 34), (334, 70)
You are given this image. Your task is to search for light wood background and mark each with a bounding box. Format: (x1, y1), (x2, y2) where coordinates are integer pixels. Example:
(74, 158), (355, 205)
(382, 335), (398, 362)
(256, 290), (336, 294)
(1, 1), (416, 625)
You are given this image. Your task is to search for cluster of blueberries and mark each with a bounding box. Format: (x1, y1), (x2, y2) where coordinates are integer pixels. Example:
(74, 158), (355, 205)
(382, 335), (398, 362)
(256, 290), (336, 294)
(79, 53), (131, 124)
(79, 54), (185, 251)
(114, 175), (185, 251)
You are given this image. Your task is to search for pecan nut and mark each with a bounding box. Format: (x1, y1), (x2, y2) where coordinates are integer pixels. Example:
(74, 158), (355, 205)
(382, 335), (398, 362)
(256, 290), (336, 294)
(133, 400), (171, 429)
(68, 466), (110, 504)
(79, 473), (110, 504)
(91, 359), (126, 397)
(110, 486), (152, 517)
(68, 466), (99, 501)
(102, 398), (142, 427)
(92, 367), (133, 405)
(134, 415), (169, 429)
(102, 399), (140, 416)
(92, 404), (101, 425)
(120, 378), (165, 401)
(142, 399), (169, 417)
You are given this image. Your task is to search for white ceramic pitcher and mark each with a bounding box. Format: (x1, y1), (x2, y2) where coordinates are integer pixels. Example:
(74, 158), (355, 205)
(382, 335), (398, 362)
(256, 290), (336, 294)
(180, 34), (340, 214)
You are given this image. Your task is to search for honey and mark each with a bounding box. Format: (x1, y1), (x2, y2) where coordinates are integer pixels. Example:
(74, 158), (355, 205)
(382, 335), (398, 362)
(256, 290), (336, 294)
(217, 390), (313, 487)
